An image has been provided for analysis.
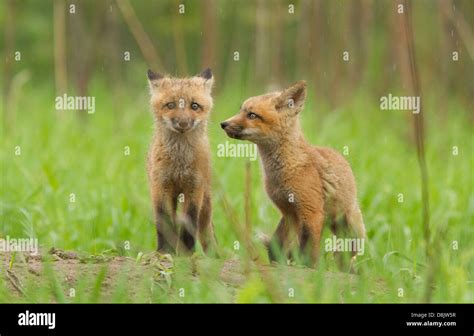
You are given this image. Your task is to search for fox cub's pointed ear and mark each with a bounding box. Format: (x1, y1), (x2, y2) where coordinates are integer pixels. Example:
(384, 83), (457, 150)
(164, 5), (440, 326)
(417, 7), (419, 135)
(275, 80), (307, 115)
(198, 68), (214, 92)
(199, 68), (212, 80)
(147, 69), (163, 90)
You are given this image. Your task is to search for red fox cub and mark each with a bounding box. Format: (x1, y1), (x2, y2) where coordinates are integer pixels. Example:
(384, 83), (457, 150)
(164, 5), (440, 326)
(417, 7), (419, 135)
(221, 81), (366, 267)
(147, 68), (216, 254)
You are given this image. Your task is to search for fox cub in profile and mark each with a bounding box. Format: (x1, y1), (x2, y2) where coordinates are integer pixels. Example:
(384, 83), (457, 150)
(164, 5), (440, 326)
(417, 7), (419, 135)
(221, 81), (366, 267)
(147, 68), (215, 254)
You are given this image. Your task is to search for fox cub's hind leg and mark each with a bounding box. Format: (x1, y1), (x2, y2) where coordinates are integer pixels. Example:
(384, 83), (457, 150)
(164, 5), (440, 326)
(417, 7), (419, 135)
(345, 203), (366, 272)
(346, 203), (366, 242)
(330, 203), (366, 272)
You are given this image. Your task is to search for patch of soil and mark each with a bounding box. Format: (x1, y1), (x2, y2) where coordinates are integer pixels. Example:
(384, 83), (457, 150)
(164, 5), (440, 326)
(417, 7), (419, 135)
(1, 249), (385, 302)
(1, 249), (164, 301)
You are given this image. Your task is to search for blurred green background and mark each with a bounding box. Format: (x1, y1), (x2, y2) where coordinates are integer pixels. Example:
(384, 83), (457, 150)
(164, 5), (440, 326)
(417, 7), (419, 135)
(0, 0), (473, 303)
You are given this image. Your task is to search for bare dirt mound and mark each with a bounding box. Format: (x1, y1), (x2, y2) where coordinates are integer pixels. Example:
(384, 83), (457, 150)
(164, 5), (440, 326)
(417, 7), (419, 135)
(1, 249), (375, 302)
(1, 249), (171, 301)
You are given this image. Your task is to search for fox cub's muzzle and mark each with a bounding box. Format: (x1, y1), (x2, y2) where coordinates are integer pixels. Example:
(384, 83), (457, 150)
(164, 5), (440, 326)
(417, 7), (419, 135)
(172, 118), (195, 133)
(220, 120), (243, 139)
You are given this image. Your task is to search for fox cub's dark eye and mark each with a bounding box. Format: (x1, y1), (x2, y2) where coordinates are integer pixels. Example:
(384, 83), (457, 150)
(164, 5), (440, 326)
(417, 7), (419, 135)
(166, 102), (176, 109)
(191, 102), (200, 111)
(247, 112), (258, 120)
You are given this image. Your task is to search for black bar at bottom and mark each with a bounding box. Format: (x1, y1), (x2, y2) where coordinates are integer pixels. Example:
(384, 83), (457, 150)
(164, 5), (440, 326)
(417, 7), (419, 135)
(0, 303), (472, 335)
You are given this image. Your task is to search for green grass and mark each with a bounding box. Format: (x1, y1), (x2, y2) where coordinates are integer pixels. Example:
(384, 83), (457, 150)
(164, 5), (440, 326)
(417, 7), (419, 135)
(1, 81), (472, 303)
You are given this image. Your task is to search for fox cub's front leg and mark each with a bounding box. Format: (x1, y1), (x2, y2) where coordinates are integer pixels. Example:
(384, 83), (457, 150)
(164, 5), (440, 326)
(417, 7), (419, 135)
(198, 192), (216, 253)
(177, 191), (217, 254)
(268, 216), (304, 264)
(154, 193), (178, 254)
(177, 191), (204, 253)
(301, 211), (325, 267)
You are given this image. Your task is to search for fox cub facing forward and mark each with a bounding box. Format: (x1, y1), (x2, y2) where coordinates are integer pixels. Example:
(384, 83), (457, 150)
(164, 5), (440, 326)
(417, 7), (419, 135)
(221, 81), (366, 267)
(147, 68), (215, 254)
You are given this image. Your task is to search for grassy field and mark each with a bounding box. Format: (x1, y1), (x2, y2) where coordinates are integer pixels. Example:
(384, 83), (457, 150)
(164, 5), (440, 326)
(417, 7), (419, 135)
(1, 80), (472, 303)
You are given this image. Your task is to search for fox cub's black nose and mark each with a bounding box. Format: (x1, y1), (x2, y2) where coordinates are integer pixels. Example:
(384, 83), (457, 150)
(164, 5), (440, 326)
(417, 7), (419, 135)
(178, 120), (189, 129)
(220, 121), (229, 129)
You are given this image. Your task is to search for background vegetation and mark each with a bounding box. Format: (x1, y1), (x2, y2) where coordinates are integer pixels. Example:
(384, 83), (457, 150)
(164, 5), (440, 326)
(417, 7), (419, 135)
(1, 0), (472, 303)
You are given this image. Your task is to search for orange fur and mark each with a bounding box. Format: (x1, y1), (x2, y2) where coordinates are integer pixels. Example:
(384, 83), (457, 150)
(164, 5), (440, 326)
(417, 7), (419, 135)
(147, 69), (216, 254)
(221, 81), (366, 267)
